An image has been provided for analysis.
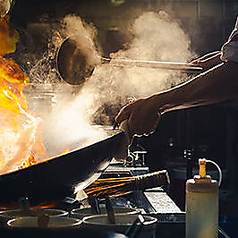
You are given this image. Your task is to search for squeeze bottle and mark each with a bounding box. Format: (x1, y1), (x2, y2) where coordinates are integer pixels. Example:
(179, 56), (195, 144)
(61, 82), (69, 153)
(186, 159), (218, 238)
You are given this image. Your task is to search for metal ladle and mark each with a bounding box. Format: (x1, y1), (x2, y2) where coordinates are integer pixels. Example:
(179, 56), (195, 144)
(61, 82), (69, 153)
(57, 36), (203, 85)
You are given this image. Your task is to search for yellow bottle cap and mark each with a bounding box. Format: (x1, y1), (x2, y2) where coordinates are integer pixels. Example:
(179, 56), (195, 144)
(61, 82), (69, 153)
(194, 159), (211, 183)
(199, 159), (206, 178)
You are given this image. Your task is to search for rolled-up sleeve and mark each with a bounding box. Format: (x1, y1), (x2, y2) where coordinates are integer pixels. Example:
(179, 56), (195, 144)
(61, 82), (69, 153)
(221, 15), (238, 63)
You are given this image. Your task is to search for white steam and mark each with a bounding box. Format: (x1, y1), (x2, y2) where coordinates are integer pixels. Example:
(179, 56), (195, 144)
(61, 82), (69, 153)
(73, 11), (195, 112)
(26, 11), (195, 157)
(62, 15), (101, 66)
(42, 94), (107, 155)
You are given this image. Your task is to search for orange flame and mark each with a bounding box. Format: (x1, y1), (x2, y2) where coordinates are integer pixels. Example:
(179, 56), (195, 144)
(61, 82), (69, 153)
(0, 16), (47, 175)
(0, 201), (57, 210)
(0, 16), (18, 55)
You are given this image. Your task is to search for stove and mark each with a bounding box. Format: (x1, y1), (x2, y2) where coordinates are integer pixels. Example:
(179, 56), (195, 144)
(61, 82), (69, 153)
(1, 155), (232, 238)
(84, 159), (186, 238)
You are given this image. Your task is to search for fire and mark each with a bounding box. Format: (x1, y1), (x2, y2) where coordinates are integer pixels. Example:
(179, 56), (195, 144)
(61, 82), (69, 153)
(58, 149), (70, 156)
(0, 201), (57, 210)
(0, 16), (47, 175)
(19, 152), (38, 170)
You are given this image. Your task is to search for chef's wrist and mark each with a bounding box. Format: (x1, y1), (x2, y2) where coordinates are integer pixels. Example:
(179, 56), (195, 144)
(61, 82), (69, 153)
(146, 93), (169, 115)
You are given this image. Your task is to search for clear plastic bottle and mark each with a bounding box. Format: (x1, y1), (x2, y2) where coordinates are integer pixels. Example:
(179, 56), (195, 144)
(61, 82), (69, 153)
(186, 159), (218, 238)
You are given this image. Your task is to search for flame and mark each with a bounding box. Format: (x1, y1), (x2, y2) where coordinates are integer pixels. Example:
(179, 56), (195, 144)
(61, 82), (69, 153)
(19, 152), (37, 170)
(0, 201), (57, 210)
(0, 16), (47, 175)
(30, 202), (57, 209)
(58, 149), (70, 156)
(0, 16), (18, 55)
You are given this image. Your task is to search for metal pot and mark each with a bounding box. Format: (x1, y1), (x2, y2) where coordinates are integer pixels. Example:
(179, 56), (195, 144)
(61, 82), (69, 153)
(0, 226), (128, 238)
(0, 208), (68, 227)
(70, 207), (140, 220)
(7, 216), (82, 229)
(83, 214), (158, 238)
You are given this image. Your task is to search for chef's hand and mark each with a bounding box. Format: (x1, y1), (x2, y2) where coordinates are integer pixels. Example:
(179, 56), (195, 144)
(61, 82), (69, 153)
(115, 98), (161, 144)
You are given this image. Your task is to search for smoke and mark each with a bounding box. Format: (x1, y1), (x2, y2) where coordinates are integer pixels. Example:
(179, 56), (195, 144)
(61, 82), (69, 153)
(62, 15), (101, 67)
(74, 11), (195, 114)
(25, 11), (196, 157)
(42, 94), (108, 155)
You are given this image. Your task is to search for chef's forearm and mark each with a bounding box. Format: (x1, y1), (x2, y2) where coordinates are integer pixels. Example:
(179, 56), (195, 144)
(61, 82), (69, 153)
(204, 52), (223, 66)
(197, 51), (221, 61)
(147, 62), (238, 114)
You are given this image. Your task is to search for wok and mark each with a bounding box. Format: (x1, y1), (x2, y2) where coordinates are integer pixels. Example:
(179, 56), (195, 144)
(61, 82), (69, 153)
(57, 36), (203, 85)
(0, 131), (126, 205)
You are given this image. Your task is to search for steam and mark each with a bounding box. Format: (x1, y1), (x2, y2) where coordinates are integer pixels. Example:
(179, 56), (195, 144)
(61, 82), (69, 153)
(25, 11), (195, 157)
(62, 15), (101, 66)
(72, 11), (195, 113)
(42, 92), (108, 155)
